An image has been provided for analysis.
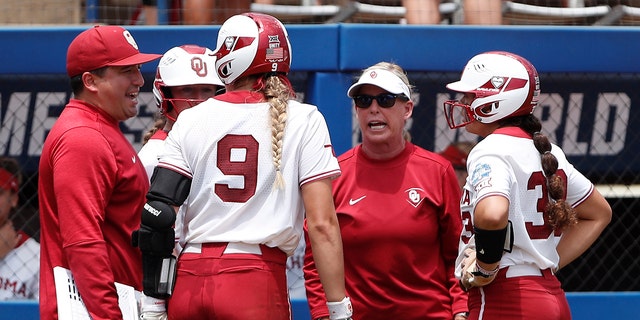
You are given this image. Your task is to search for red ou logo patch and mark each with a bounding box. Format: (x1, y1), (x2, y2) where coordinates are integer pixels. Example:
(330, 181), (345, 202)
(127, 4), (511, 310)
(191, 57), (208, 77)
(405, 187), (426, 208)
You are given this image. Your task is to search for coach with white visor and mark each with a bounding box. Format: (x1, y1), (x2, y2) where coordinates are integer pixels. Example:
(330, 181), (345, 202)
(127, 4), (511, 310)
(304, 62), (468, 320)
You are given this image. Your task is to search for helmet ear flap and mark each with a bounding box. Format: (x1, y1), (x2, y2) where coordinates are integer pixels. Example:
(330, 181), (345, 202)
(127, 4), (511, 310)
(474, 101), (499, 121)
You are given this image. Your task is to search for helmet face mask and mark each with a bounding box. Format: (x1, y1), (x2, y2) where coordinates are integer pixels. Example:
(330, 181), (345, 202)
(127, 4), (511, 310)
(444, 51), (540, 129)
(443, 99), (475, 129)
(153, 45), (224, 121)
(162, 95), (213, 121)
(213, 13), (291, 85)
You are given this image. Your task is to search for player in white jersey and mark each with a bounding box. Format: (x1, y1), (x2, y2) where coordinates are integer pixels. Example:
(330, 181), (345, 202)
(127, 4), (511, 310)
(444, 51), (611, 320)
(0, 157), (39, 300)
(133, 13), (352, 320)
(137, 45), (224, 320)
(139, 44), (224, 179)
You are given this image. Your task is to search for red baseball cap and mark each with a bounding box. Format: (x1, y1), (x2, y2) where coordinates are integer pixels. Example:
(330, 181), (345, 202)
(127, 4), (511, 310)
(66, 25), (161, 77)
(0, 168), (18, 193)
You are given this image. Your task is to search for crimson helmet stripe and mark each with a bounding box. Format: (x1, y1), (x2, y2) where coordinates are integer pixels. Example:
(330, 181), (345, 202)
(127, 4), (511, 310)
(504, 78), (528, 91)
(180, 44), (208, 55)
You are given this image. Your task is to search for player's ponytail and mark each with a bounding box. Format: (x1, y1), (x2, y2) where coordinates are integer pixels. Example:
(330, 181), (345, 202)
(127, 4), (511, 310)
(501, 115), (577, 230)
(524, 116), (577, 230)
(143, 116), (167, 145)
(532, 130), (577, 231)
(255, 73), (295, 190)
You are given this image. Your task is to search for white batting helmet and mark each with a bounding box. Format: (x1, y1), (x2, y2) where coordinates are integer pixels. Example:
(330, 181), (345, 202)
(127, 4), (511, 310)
(443, 51), (540, 129)
(153, 45), (224, 121)
(213, 13), (292, 85)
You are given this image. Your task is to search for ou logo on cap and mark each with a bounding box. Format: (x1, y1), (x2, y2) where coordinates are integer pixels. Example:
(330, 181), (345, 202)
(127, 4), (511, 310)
(123, 30), (139, 50)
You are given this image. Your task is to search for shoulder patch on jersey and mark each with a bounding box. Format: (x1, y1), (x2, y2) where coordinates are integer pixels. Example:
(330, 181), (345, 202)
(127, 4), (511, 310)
(471, 163), (492, 192)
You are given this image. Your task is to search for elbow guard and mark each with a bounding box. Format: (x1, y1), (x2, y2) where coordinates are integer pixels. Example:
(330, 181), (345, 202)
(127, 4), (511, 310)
(148, 166), (192, 206)
(133, 200), (176, 255)
(132, 193), (180, 298)
(474, 221), (514, 264)
(141, 200), (176, 229)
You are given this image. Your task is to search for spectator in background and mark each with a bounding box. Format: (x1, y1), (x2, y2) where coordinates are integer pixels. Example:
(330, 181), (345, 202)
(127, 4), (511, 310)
(463, 0), (502, 24)
(137, 44), (224, 319)
(0, 157), (39, 300)
(38, 25), (160, 320)
(182, 0), (251, 24)
(143, 0), (158, 24)
(439, 141), (476, 189)
(402, 0), (503, 24)
(304, 61), (468, 320)
(253, 0), (498, 25)
(404, 0), (442, 24)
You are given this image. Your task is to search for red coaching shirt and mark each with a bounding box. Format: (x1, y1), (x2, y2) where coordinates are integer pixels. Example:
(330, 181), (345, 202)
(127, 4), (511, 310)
(305, 142), (468, 320)
(38, 99), (148, 320)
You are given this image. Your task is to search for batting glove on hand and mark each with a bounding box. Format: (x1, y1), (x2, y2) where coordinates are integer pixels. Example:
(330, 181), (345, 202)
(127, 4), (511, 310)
(460, 249), (498, 291)
(327, 296), (353, 320)
(140, 293), (167, 320)
(140, 311), (167, 320)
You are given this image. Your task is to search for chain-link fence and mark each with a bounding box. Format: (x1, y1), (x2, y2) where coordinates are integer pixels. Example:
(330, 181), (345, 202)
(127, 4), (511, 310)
(404, 71), (640, 292)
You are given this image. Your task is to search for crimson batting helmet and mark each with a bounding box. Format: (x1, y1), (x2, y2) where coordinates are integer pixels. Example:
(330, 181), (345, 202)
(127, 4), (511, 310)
(213, 12), (292, 85)
(153, 45), (224, 121)
(443, 51), (540, 129)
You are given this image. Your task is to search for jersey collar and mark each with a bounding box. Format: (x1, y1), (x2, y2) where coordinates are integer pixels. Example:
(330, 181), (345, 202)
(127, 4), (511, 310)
(493, 126), (531, 139)
(213, 91), (265, 104)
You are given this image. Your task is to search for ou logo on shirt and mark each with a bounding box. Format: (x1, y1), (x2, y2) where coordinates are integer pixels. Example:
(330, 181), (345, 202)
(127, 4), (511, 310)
(405, 187), (426, 208)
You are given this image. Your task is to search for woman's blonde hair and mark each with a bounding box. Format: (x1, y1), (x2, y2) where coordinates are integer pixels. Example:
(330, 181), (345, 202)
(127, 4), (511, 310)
(255, 74), (295, 189)
(361, 61), (414, 97)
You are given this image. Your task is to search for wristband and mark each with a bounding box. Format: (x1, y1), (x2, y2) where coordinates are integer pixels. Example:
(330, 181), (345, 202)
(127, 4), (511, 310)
(326, 296), (353, 320)
(473, 262), (499, 278)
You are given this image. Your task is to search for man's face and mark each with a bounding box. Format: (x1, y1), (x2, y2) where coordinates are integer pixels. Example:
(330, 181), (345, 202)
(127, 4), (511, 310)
(93, 65), (145, 121)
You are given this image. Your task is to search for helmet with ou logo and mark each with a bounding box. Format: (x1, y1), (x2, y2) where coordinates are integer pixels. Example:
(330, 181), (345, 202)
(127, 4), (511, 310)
(443, 51), (540, 129)
(153, 45), (224, 121)
(213, 12), (292, 85)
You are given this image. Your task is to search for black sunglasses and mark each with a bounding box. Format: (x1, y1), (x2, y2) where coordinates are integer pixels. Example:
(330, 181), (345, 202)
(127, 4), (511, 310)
(353, 93), (408, 109)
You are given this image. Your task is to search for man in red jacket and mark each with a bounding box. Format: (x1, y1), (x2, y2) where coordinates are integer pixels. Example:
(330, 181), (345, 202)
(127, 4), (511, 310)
(38, 25), (160, 320)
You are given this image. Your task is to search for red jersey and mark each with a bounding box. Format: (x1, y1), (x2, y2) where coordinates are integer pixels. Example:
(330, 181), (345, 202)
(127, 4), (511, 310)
(304, 142), (467, 319)
(38, 99), (148, 320)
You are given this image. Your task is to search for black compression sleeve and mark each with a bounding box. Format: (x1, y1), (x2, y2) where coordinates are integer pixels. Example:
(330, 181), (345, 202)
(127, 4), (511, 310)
(474, 225), (508, 264)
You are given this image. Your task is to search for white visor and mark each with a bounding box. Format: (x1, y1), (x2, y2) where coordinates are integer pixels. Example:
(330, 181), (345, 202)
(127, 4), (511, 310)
(347, 68), (411, 98)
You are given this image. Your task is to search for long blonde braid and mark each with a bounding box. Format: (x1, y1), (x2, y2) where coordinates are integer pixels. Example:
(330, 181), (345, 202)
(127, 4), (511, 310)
(262, 74), (294, 189)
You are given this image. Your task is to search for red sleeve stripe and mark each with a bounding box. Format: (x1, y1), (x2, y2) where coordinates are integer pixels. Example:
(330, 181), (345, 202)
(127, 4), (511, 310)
(571, 184), (594, 208)
(300, 169), (341, 186)
(157, 162), (193, 179)
(475, 192), (510, 205)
